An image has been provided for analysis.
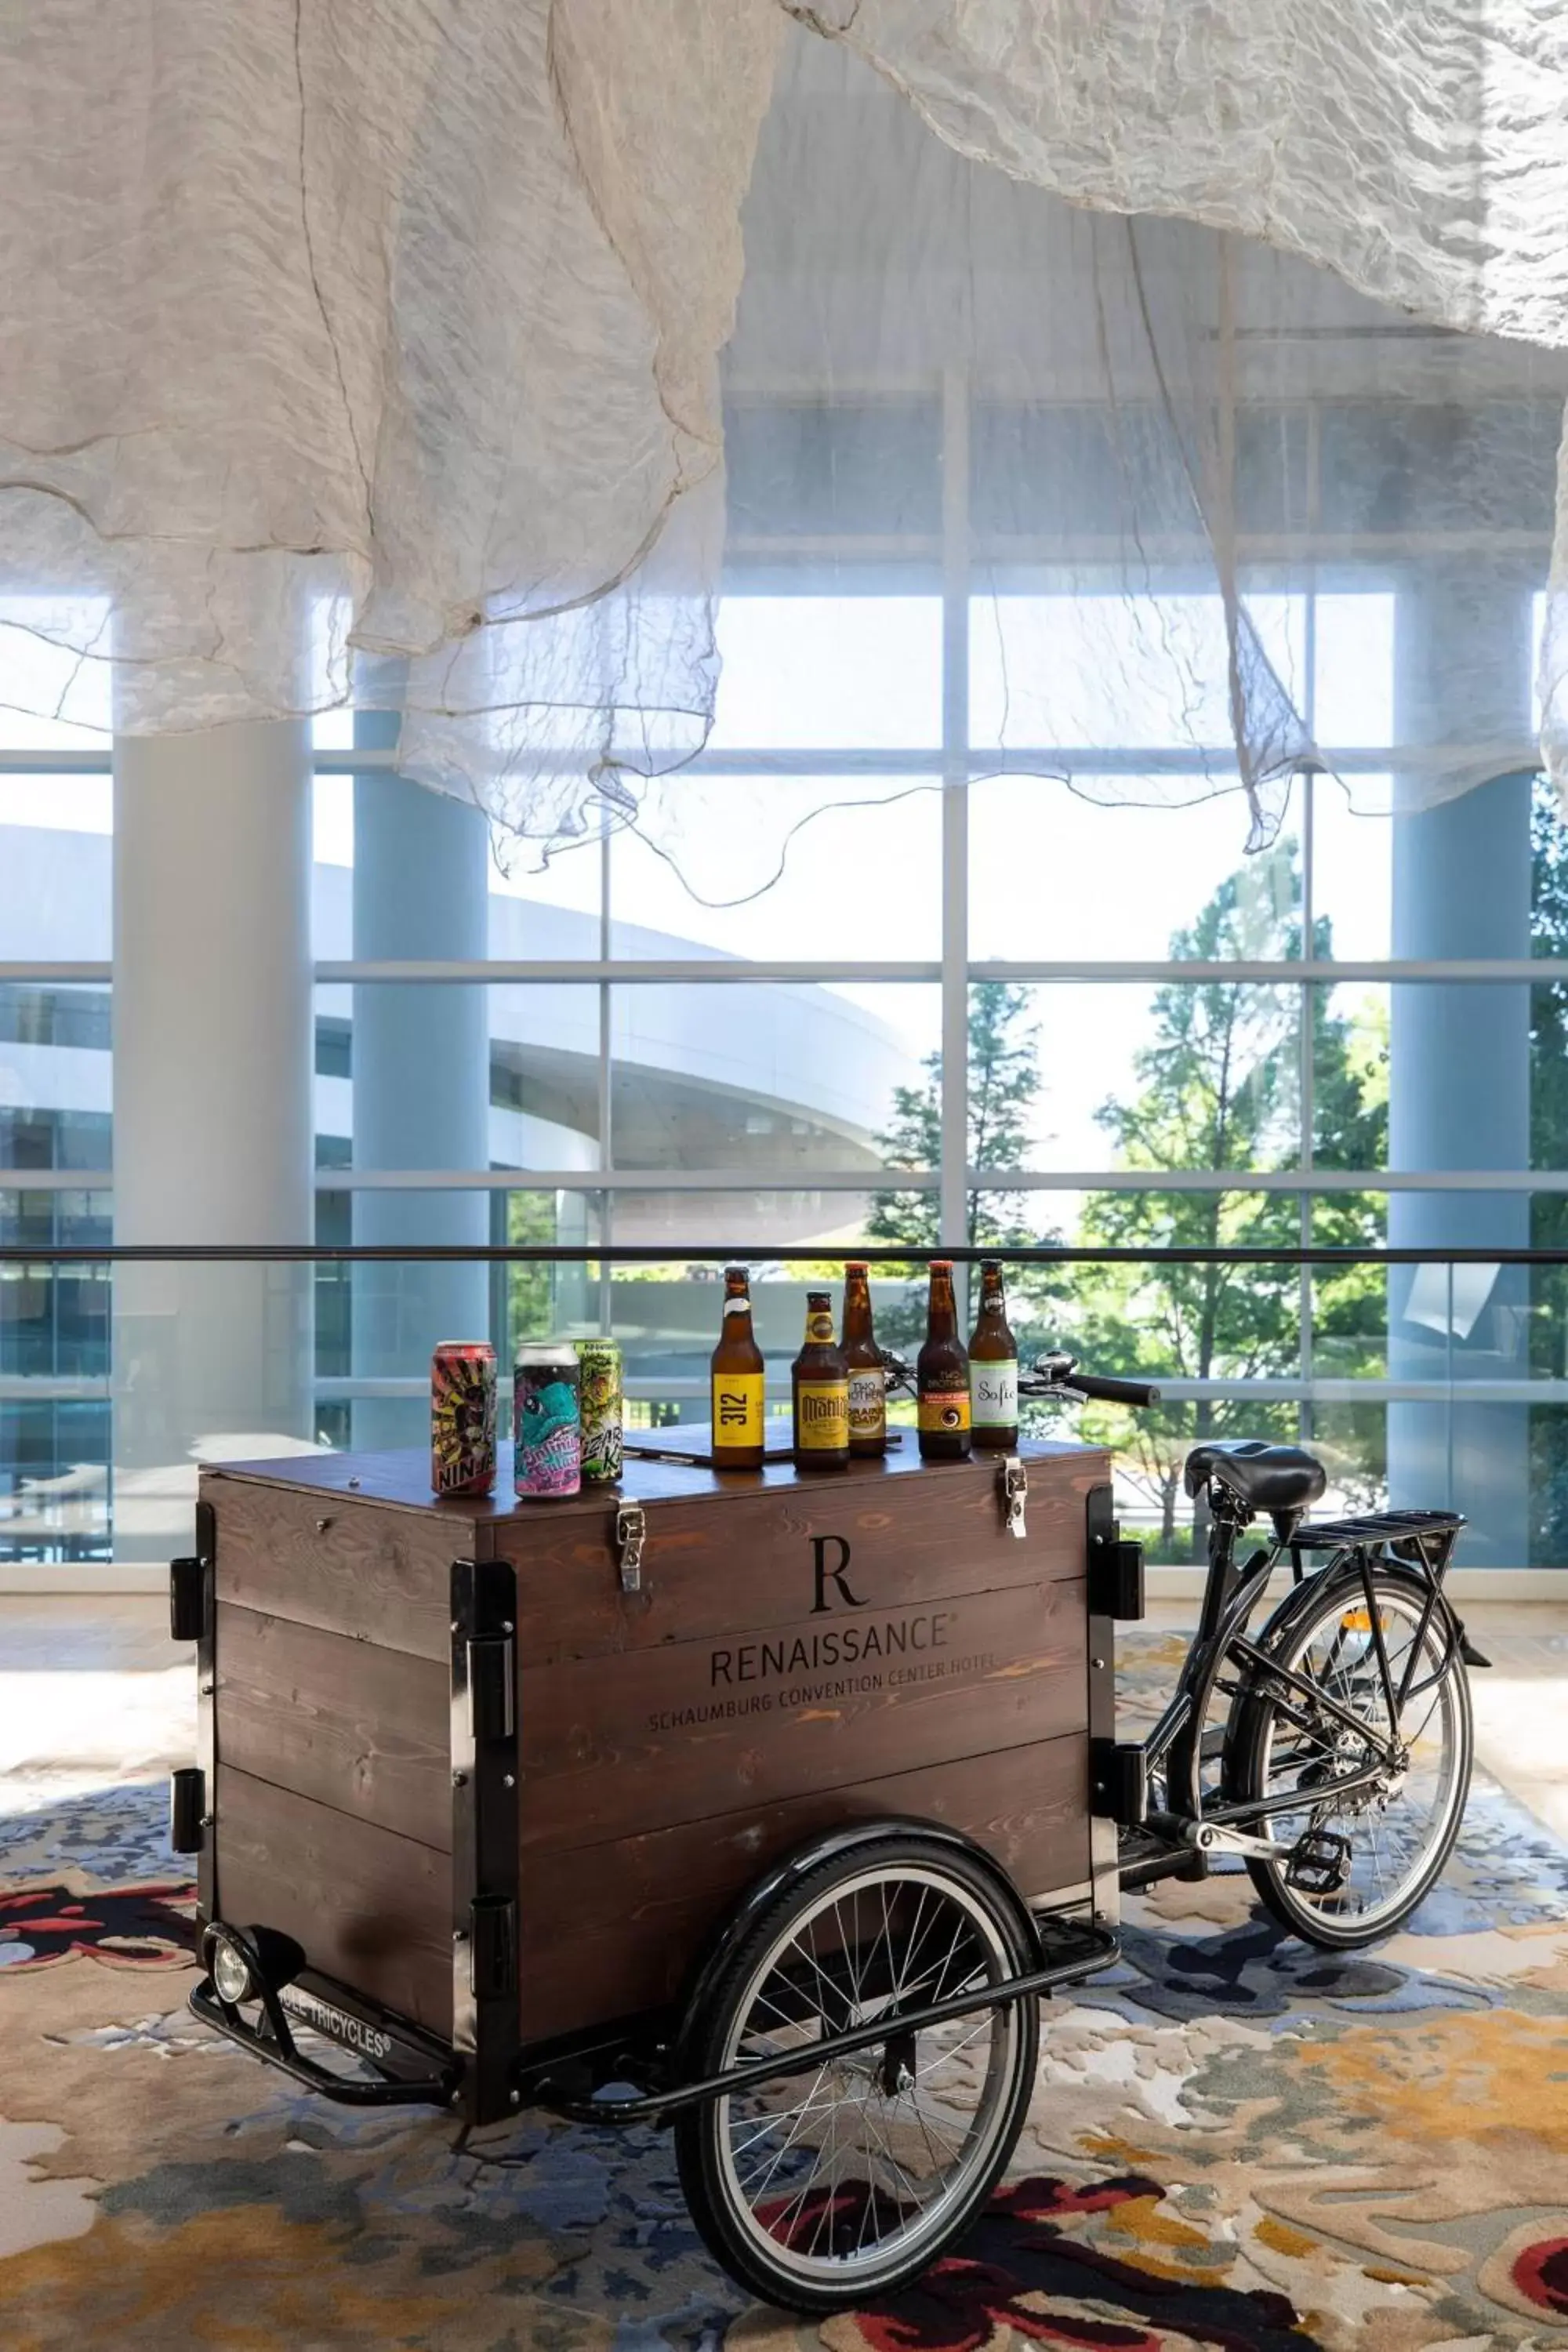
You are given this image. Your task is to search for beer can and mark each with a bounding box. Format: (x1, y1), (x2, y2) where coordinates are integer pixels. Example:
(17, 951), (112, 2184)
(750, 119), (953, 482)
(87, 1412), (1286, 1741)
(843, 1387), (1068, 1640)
(430, 1341), (497, 1497)
(575, 1338), (624, 1483)
(513, 1342), (583, 1499)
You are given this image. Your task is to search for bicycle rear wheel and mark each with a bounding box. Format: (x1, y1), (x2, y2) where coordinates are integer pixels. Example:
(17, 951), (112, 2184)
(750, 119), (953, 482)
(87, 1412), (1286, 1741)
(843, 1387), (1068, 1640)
(1225, 1564), (1472, 1948)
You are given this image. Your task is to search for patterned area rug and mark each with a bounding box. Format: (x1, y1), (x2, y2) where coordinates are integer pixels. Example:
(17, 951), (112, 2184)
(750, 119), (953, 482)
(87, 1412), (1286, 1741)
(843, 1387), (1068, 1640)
(3, 1634), (1568, 2350)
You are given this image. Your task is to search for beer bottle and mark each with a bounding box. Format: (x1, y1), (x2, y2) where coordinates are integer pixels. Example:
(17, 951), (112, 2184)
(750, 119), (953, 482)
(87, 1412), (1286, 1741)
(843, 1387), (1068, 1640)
(792, 1291), (850, 1471)
(840, 1259), (887, 1458)
(917, 1259), (972, 1461)
(968, 1258), (1019, 1450)
(710, 1265), (766, 1470)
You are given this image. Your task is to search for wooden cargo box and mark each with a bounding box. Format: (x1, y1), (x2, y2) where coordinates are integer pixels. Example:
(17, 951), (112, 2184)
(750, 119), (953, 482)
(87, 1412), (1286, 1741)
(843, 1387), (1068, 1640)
(191, 1436), (1119, 2074)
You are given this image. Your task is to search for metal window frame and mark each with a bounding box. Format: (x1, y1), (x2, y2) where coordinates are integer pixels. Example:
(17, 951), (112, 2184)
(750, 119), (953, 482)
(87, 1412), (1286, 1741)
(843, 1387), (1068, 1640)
(2, 379), (1555, 1356)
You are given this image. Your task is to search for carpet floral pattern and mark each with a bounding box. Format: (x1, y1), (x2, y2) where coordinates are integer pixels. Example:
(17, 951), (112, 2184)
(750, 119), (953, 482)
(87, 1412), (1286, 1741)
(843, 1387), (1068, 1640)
(2, 1632), (1566, 2350)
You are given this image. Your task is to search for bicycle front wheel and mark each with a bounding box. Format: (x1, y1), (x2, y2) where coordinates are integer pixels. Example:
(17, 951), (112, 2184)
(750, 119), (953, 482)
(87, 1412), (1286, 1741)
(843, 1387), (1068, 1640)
(673, 1835), (1039, 2314)
(1226, 1564), (1472, 1948)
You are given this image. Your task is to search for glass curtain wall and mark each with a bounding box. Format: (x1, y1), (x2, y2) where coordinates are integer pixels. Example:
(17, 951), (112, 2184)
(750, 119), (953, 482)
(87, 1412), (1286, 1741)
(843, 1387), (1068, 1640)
(5, 556), (1566, 1566)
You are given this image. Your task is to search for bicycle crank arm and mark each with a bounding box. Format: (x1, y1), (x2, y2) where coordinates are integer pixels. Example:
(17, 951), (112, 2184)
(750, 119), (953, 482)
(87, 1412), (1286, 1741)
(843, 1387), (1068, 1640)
(1181, 1820), (1286, 1864)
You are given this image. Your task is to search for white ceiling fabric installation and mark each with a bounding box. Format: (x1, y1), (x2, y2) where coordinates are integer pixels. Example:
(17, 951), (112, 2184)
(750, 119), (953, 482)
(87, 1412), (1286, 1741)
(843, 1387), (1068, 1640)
(1, 0), (1565, 883)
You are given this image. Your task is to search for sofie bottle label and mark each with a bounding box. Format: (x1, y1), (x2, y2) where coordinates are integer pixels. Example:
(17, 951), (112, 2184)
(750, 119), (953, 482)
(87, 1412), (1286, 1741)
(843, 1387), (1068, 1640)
(713, 1371), (764, 1446)
(971, 1363), (1019, 1428)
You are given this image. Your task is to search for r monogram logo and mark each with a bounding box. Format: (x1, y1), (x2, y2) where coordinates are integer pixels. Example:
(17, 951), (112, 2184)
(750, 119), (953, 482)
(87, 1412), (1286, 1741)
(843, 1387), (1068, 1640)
(811, 1534), (865, 1613)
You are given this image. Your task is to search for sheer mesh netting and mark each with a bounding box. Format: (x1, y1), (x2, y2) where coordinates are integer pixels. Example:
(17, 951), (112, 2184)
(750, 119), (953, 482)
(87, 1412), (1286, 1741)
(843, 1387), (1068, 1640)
(2, 0), (1565, 889)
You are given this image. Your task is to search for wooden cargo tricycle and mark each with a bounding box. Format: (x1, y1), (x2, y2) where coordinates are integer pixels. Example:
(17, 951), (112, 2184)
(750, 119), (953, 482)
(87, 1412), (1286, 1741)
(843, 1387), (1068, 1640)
(177, 1348), (1479, 2310)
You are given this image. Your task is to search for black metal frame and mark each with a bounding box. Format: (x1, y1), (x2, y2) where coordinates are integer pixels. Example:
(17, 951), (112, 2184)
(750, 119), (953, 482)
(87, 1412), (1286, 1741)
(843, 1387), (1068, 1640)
(168, 1500), (218, 1914)
(188, 1850), (1118, 2131)
(1085, 1481), (1145, 1917)
(448, 1555), (522, 2125)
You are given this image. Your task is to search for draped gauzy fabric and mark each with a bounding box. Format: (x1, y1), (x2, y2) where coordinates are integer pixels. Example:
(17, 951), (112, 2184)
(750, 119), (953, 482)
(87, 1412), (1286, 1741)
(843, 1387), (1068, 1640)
(1, 0), (1565, 883)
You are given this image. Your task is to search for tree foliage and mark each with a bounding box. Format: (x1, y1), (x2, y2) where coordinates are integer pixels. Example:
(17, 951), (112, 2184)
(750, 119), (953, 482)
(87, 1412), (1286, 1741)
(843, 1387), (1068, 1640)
(1065, 840), (1388, 1555)
(866, 980), (1065, 1345)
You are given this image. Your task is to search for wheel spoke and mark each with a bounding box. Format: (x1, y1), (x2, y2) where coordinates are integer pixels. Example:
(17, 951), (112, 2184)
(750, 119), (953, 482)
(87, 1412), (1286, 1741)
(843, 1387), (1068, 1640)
(703, 1858), (1030, 2288)
(1246, 1581), (1467, 1935)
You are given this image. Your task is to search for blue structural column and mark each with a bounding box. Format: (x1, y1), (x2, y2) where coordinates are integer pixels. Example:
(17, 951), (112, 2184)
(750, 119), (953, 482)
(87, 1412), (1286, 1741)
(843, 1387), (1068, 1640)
(1388, 570), (1534, 1566)
(351, 710), (491, 1449)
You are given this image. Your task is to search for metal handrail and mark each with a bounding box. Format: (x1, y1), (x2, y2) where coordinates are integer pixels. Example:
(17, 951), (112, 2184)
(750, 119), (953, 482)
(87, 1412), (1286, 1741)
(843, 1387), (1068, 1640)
(2, 1243), (1568, 1267)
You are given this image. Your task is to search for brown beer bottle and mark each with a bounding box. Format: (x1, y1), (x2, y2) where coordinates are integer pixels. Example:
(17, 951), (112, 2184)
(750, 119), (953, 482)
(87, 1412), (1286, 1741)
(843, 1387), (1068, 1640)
(710, 1264), (766, 1470)
(840, 1259), (887, 1458)
(792, 1291), (850, 1471)
(968, 1258), (1019, 1450)
(917, 1259), (971, 1461)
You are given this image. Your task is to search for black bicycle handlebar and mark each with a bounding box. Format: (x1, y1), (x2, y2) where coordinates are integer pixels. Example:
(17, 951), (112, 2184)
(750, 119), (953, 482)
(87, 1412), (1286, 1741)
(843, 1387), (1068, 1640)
(879, 1349), (1159, 1410)
(1067, 1372), (1163, 1407)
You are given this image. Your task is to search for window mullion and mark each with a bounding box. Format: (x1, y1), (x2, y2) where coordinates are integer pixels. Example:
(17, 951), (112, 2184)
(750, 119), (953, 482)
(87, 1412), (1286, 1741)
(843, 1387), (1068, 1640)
(941, 365), (970, 1291)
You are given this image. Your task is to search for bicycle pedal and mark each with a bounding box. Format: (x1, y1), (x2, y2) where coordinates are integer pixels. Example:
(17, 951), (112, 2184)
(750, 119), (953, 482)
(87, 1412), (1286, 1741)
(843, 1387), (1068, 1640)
(1286, 1828), (1352, 1895)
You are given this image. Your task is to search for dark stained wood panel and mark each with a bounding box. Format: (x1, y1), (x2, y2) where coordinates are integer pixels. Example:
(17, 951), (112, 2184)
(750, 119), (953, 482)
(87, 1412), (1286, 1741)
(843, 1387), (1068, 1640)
(201, 1439), (1104, 2056)
(209, 1473), (463, 1662)
(519, 1735), (1087, 2042)
(499, 1447), (1107, 1667)
(216, 1603), (451, 1851)
(519, 1577), (1087, 1851)
(216, 1765), (452, 2037)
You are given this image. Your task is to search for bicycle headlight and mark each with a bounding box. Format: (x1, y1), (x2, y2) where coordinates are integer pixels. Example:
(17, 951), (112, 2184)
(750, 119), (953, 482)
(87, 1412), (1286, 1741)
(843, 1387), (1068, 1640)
(208, 1929), (254, 2005)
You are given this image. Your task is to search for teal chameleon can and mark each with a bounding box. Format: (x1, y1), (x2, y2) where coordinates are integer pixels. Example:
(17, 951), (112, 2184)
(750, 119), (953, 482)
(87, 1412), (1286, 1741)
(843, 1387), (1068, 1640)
(513, 1342), (582, 1498)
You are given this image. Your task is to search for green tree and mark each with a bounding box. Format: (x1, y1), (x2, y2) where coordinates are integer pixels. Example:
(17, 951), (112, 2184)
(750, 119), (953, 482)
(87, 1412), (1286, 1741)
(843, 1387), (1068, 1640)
(1066, 841), (1387, 1555)
(867, 981), (1064, 1346)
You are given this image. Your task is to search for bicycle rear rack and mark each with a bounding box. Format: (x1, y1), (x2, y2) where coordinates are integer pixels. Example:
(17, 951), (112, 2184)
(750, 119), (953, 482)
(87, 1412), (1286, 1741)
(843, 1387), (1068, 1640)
(1290, 1508), (1464, 1550)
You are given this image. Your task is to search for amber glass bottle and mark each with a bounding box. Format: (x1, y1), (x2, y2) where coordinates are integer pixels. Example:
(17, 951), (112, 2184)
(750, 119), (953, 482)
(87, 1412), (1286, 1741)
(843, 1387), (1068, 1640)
(917, 1259), (971, 1461)
(968, 1258), (1019, 1450)
(710, 1264), (766, 1471)
(840, 1260), (886, 1458)
(792, 1291), (850, 1471)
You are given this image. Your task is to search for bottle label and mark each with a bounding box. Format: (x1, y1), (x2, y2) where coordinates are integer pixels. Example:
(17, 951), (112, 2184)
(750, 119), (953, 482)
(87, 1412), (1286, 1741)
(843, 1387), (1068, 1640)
(971, 1363), (1019, 1428)
(723, 1296), (752, 1318)
(848, 1370), (885, 1438)
(805, 1312), (835, 1343)
(712, 1371), (764, 1447)
(796, 1381), (849, 1450)
(918, 1384), (971, 1436)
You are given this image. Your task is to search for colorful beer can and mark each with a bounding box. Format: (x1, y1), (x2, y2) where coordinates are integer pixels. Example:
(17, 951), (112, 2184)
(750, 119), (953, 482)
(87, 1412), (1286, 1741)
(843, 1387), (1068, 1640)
(575, 1338), (624, 1483)
(514, 1342), (583, 1498)
(430, 1341), (498, 1497)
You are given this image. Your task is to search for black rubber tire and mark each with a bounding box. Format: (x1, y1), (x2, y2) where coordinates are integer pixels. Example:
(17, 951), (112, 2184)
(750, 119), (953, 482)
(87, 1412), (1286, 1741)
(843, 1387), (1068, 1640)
(1225, 1564), (1472, 1949)
(673, 1833), (1040, 2314)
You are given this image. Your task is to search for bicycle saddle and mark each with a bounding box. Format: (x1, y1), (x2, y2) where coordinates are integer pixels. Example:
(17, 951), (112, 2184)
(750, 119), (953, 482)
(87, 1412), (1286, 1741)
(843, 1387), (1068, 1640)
(1183, 1438), (1327, 1514)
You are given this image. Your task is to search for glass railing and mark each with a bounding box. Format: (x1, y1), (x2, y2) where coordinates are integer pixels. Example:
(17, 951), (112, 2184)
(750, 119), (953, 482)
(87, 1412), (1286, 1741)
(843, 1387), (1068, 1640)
(3, 1243), (1567, 1572)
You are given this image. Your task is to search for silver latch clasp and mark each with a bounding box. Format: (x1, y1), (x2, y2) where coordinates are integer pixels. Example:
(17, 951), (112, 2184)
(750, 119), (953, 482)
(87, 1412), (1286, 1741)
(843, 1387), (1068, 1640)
(615, 1501), (647, 1592)
(1000, 1455), (1028, 1540)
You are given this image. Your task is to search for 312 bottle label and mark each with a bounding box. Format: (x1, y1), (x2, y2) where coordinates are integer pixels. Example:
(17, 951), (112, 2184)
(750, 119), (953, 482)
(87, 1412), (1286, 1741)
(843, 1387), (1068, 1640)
(713, 1372), (764, 1446)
